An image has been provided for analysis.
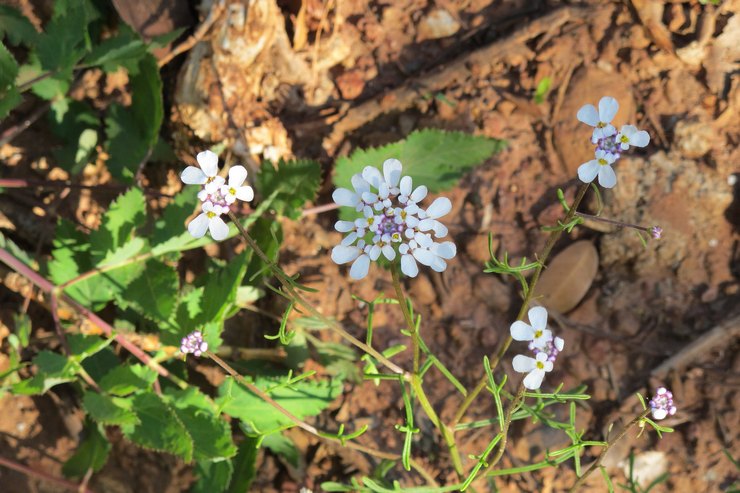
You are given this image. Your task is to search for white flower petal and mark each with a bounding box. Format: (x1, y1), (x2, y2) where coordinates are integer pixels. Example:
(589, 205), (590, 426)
(528, 306), (548, 331)
(235, 186), (254, 202)
(335, 220), (355, 232)
(576, 104), (599, 127)
(410, 185), (428, 203)
(412, 248), (435, 266)
(433, 221), (448, 238)
(197, 150), (219, 176)
(430, 256), (447, 272)
(332, 245), (361, 264)
(187, 212), (210, 238)
(400, 175), (412, 196)
(577, 160), (600, 183)
(382, 244), (396, 261)
(426, 197), (452, 219)
(631, 129), (650, 147)
(349, 254), (371, 280)
(598, 165), (617, 189)
(510, 321), (534, 341)
(554, 337), (564, 351)
(333, 188), (359, 207)
(523, 369), (545, 390)
(401, 253), (418, 277)
(181, 166), (207, 185)
(512, 354), (536, 373)
(651, 408), (668, 420)
(418, 218), (434, 231)
(341, 232), (358, 246)
(383, 158), (403, 187)
(414, 232), (433, 248)
(598, 96), (619, 123)
(209, 216), (229, 241)
(351, 174), (371, 194)
(228, 165), (248, 188)
(362, 166), (383, 189)
(432, 241), (456, 259)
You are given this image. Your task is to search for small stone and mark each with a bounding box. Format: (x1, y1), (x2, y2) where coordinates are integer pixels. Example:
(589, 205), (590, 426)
(417, 9), (460, 41)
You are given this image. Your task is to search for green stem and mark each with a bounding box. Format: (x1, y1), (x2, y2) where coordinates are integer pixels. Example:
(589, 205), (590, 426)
(390, 263), (420, 373)
(567, 409), (651, 492)
(451, 183), (590, 428)
(482, 384), (526, 475)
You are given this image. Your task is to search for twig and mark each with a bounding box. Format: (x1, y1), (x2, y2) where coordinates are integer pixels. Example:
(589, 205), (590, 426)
(0, 455), (94, 493)
(301, 202), (340, 216)
(0, 101), (52, 147)
(157, 1), (225, 68)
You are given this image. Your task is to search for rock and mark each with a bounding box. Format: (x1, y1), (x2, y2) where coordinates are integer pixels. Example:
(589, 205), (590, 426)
(417, 9), (460, 41)
(619, 451), (668, 489)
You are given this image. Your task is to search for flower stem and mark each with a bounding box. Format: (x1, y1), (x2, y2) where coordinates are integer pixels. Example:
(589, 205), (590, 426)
(227, 211), (405, 376)
(574, 211), (651, 233)
(451, 183), (589, 428)
(390, 263), (420, 373)
(483, 383), (526, 475)
(567, 409), (651, 492)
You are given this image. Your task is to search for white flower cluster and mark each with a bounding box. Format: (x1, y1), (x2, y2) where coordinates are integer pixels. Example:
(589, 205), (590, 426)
(510, 306), (564, 390)
(331, 159), (456, 280)
(576, 96), (650, 189)
(180, 150), (254, 241)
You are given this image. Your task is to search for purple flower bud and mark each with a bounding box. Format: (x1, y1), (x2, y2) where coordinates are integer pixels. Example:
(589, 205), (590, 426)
(180, 330), (208, 357)
(651, 226), (663, 240)
(649, 387), (676, 420)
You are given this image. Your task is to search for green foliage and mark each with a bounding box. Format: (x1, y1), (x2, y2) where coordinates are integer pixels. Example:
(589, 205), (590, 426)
(534, 77), (552, 104)
(62, 420), (110, 478)
(334, 129), (505, 194)
(81, 25), (147, 72)
(227, 437), (259, 493)
(36, 0), (96, 73)
(257, 159), (321, 219)
(122, 392), (193, 461)
(0, 6), (38, 46)
(11, 351), (79, 395)
(121, 260), (179, 322)
(218, 375), (342, 433)
(82, 392), (139, 426)
(0, 41), (20, 118)
(99, 364), (156, 396)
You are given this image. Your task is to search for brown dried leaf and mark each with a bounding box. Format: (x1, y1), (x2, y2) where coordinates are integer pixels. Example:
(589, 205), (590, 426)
(534, 240), (599, 313)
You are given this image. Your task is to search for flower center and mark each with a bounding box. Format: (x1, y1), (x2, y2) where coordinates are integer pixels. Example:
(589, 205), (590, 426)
(536, 361), (545, 370)
(597, 121), (606, 128)
(598, 158), (608, 166)
(620, 135), (629, 143)
(534, 330), (542, 338)
(207, 211), (216, 219)
(379, 214), (402, 236)
(229, 187), (236, 195)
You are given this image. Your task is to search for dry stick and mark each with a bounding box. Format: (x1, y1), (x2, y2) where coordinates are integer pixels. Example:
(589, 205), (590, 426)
(226, 211), (405, 376)
(157, 1), (225, 68)
(450, 183), (590, 429)
(208, 352), (439, 486)
(567, 409), (651, 492)
(0, 455), (94, 493)
(0, 247), (185, 387)
(0, 101), (52, 147)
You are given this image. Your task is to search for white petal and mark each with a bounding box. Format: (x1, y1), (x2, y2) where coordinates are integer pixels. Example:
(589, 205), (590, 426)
(335, 220), (355, 233)
(208, 216), (229, 241)
(181, 166), (207, 185)
(433, 221), (448, 238)
(349, 254), (371, 280)
(577, 160), (600, 183)
(405, 216), (419, 228)
(362, 166), (383, 189)
(576, 104), (599, 127)
(368, 244), (381, 261)
(426, 197), (452, 219)
(598, 96), (619, 123)
(631, 130), (650, 147)
(383, 158), (403, 187)
(382, 244), (396, 261)
(187, 213), (210, 238)
(418, 218), (434, 231)
(351, 174), (371, 194)
(410, 185), (428, 203)
(341, 232), (358, 246)
(512, 354), (536, 373)
(430, 256), (447, 272)
(510, 321), (534, 341)
(523, 369), (545, 390)
(401, 254), (418, 277)
(332, 245), (361, 264)
(651, 408), (668, 420)
(554, 337), (564, 351)
(400, 175), (412, 196)
(598, 165), (617, 189)
(197, 150), (219, 176)
(528, 306), (548, 331)
(333, 188), (358, 207)
(414, 232), (433, 248)
(432, 241), (456, 259)
(228, 165), (248, 188)
(412, 248), (435, 266)
(378, 182), (390, 199)
(235, 186), (254, 202)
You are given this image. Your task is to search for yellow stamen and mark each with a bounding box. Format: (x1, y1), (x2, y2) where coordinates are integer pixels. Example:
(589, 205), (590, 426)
(536, 361), (545, 370)
(207, 211), (216, 219)
(598, 158), (608, 166)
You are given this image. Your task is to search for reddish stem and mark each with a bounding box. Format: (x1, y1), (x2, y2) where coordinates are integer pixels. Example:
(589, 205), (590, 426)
(0, 455), (94, 493)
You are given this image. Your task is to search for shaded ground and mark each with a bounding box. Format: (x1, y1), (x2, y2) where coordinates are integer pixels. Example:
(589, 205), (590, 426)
(1, 0), (739, 492)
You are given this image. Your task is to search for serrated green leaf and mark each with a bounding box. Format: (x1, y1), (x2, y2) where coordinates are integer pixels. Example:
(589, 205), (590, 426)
(227, 437), (259, 493)
(0, 6), (38, 46)
(81, 25), (146, 71)
(36, 0), (93, 72)
(99, 364), (152, 396)
(152, 187), (198, 247)
(80, 347), (119, 382)
(171, 404), (236, 461)
(121, 260), (178, 322)
(333, 129), (505, 194)
(262, 433), (299, 468)
(83, 392), (138, 426)
(195, 251), (248, 326)
(103, 103), (149, 182)
(257, 159), (321, 219)
(218, 376), (342, 432)
(67, 334), (113, 361)
(244, 217), (281, 282)
(90, 187), (146, 262)
(0, 86), (20, 119)
(0, 41), (19, 97)
(123, 392), (193, 461)
(193, 460), (233, 493)
(62, 419), (110, 478)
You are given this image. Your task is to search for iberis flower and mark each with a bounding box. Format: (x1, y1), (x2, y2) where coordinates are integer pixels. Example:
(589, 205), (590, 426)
(331, 159), (456, 280)
(180, 330), (208, 357)
(510, 306), (564, 390)
(180, 150), (254, 241)
(649, 387), (677, 420)
(576, 96), (650, 189)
